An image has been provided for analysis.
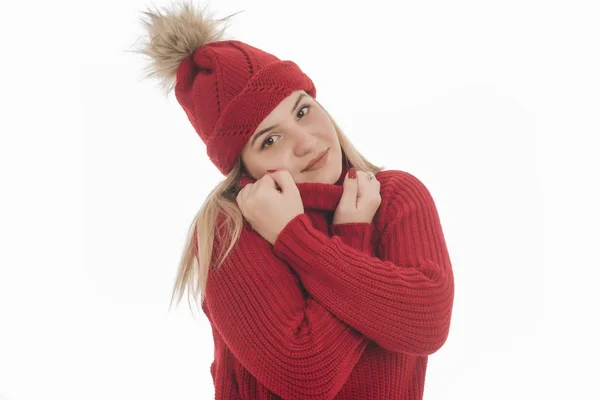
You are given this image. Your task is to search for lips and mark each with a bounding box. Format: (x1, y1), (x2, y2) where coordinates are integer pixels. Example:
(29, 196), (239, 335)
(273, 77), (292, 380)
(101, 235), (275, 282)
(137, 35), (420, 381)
(303, 149), (328, 172)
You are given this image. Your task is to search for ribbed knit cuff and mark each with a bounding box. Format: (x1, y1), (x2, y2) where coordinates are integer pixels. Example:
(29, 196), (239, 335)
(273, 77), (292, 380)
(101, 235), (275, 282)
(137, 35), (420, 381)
(272, 213), (329, 272)
(329, 223), (374, 255)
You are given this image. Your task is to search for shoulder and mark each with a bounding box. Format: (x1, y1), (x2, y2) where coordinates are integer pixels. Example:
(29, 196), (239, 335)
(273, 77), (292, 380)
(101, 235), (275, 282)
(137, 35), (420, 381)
(375, 169), (432, 198)
(373, 169), (436, 228)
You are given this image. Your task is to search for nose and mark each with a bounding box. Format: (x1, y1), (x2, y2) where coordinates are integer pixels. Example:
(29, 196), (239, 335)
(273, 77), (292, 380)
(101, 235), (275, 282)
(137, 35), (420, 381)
(291, 129), (317, 155)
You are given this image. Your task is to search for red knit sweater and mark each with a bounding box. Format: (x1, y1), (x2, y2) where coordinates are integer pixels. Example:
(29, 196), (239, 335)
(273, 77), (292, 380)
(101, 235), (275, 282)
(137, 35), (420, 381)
(200, 163), (454, 399)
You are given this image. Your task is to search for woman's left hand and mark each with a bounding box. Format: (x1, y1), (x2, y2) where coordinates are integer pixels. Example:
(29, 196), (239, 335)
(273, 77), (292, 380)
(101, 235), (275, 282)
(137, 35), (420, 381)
(333, 168), (381, 225)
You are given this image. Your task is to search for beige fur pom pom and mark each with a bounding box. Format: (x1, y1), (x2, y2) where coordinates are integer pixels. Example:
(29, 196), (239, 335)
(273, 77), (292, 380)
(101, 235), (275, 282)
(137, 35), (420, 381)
(132, 1), (242, 95)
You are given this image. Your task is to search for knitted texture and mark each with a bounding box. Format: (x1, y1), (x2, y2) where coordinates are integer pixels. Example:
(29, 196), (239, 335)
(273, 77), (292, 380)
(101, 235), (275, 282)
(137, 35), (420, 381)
(135, 3), (316, 176)
(174, 40), (316, 175)
(201, 167), (455, 399)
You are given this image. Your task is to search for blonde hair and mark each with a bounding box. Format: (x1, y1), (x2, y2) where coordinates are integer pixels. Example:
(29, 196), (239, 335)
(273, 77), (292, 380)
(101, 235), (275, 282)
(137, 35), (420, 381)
(168, 101), (385, 311)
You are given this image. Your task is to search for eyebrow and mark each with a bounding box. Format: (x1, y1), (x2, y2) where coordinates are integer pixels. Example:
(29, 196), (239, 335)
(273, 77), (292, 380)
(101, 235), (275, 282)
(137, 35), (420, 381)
(251, 92), (307, 148)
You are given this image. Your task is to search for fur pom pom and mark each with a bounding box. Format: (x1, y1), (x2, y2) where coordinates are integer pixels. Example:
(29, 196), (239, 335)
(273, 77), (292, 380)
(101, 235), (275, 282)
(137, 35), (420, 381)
(132, 1), (242, 95)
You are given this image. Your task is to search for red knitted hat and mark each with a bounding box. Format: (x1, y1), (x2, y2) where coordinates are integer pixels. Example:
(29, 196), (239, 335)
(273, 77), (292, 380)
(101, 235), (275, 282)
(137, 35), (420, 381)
(135, 2), (316, 175)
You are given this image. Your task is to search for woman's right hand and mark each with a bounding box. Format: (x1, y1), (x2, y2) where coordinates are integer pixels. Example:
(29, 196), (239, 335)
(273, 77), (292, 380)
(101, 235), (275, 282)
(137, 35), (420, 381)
(236, 170), (304, 245)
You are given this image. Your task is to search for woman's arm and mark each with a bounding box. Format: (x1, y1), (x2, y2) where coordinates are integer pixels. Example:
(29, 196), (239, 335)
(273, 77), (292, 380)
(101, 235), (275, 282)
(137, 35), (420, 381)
(328, 222), (375, 256)
(203, 224), (369, 400)
(272, 171), (454, 356)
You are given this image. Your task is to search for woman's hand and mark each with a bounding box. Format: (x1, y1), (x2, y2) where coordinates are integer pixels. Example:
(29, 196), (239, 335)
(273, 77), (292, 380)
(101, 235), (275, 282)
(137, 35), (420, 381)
(236, 170), (304, 245)
(333, 168), (381, 225)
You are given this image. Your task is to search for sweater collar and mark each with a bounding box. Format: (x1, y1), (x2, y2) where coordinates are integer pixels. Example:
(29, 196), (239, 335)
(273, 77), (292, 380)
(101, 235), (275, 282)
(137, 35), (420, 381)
(237, 157), (350, 212)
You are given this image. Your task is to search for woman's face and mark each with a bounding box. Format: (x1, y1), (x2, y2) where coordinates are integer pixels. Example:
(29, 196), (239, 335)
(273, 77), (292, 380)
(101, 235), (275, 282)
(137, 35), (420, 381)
(240, 90), (342, 184)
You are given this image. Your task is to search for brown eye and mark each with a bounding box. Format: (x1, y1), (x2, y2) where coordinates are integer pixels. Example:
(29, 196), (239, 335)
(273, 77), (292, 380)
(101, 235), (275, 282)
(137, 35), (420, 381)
(261, 134), (280, 149)
(260, 105), (311, 150)
(297, 105), (311, 118)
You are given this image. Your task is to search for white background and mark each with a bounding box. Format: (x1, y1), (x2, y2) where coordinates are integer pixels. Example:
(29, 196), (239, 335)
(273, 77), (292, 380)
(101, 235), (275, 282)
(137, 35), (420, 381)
(1, 0), (598, 399)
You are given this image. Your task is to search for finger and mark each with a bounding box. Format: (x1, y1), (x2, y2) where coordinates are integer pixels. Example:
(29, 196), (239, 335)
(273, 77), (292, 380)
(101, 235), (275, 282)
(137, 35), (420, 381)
(255, 173), (280, 192)
(340, 167), (358, 207)
(355, 170), (369, 199)
(236, 186), (248, 209)
(241, 182), (255, 198)
(267, 169), (295, 193)
(369, 171), (380, 185)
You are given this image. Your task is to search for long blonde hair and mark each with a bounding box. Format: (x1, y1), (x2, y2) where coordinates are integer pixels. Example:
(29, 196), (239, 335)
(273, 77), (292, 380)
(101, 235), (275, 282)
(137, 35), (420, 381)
(169, 101), (384, 311)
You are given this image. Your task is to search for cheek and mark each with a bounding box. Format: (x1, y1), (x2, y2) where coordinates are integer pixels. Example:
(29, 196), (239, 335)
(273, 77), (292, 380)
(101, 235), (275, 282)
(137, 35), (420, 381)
(253, 152), (291, 173)
(243, 154), (269, 177)
(314, 113), (338, 141)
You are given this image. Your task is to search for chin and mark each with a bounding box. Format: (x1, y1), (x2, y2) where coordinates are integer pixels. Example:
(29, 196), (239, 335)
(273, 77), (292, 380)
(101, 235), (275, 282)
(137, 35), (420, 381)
(301, 166), (339, 184)
(297, 149), (342, 184)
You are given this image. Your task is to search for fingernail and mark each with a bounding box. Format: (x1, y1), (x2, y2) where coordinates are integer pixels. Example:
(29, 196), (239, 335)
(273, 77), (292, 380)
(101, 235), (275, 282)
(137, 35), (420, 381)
(349, 167), (356, 179)
(267, 169), (277, 173)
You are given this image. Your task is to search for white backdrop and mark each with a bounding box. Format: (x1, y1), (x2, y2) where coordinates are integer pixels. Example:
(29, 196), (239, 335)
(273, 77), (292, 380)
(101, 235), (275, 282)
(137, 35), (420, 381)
(1, 0), (598, 399)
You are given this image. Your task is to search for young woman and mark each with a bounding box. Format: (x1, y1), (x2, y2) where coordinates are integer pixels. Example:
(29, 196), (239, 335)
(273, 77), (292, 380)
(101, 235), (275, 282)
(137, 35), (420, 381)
(134, 3), (454, 399)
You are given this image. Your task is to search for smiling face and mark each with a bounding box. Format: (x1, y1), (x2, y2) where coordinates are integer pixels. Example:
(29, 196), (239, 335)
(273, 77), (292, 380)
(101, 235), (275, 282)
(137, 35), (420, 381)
(240, 90), (342, 184)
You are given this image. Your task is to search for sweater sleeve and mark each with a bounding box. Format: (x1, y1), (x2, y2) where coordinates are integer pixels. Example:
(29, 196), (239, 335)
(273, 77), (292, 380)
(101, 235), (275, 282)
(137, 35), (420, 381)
(203, 223), (370, 400)
(328, 222), (374, 256)
(272, 172), (454, 356)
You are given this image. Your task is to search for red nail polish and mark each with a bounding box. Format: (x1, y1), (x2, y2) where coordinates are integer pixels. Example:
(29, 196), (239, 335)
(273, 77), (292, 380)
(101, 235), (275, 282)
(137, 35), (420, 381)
(349, 168), (357, 179)
(267, 169), (277, 173)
